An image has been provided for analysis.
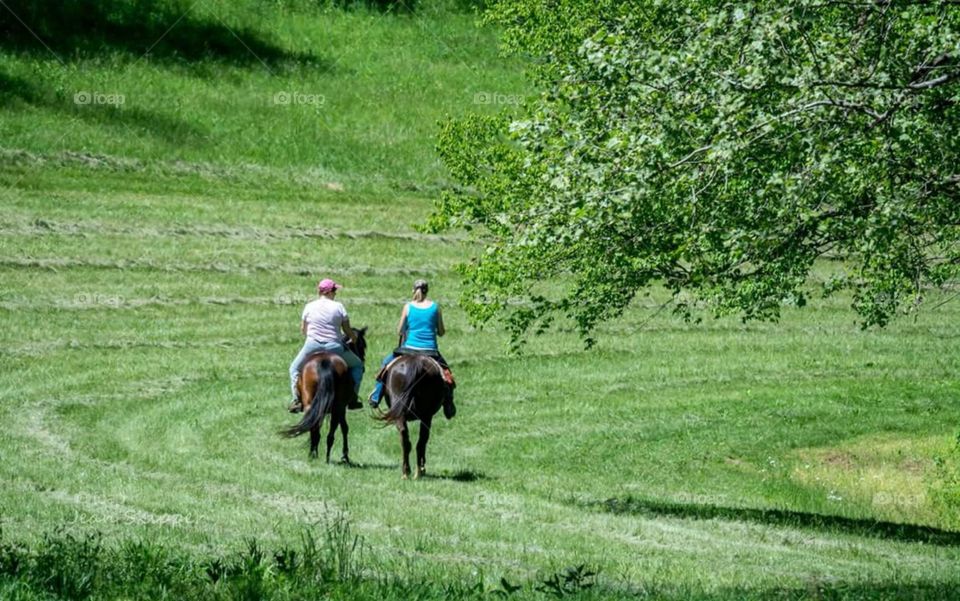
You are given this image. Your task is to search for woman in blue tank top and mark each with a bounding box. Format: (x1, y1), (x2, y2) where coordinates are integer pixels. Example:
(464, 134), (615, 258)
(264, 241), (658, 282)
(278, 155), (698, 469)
(368, 279), (455, 418)
(403, 294), (441, 350)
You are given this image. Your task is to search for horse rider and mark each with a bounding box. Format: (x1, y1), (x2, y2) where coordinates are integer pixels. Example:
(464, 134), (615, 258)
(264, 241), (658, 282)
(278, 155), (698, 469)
(288, 278), (364, 413)
(368, 279), (456, 419)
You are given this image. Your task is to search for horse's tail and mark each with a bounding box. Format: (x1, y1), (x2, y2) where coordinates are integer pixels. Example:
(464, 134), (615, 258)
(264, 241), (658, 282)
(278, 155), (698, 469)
(283, 359), (335, 438)
(376, 387), (413, 426)
(375, 363), (419, 426)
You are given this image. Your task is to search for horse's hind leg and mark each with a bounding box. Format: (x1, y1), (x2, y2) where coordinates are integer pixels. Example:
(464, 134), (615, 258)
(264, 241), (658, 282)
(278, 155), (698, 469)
(339, 410), (350, 464)
(414, 418), (431, 479)
(309, 425), (320, 459)
(399, 421), (412, 479)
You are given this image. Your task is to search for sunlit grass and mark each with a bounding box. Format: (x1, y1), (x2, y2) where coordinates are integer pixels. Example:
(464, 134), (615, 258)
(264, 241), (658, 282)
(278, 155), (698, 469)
(2, 167), (959, 600)
(1, 1), (960, 598)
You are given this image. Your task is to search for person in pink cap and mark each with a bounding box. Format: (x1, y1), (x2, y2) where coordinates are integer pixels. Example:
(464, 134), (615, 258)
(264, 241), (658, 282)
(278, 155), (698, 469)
(288, 278), (364, 412)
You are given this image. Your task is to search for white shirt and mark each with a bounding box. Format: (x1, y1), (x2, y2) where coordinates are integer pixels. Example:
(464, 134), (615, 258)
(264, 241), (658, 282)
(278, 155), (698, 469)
(302, 297), (348, 343)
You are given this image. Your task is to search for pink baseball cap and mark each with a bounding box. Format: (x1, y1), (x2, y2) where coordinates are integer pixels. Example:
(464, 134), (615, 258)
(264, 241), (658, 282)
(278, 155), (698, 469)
(317, 278), (342, 293)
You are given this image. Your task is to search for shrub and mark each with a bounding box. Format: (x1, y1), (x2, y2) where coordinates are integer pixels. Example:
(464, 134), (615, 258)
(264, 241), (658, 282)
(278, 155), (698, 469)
(932, 431), (960, 527)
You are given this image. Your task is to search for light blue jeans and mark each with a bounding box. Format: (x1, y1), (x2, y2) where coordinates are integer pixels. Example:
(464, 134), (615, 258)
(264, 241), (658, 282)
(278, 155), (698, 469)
(289, 339), (364, 402)
(368, 353), (396, 406)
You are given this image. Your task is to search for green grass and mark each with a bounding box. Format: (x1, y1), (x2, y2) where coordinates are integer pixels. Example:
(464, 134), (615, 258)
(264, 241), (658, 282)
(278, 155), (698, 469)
(1, 0), (527, 188)
(2, 165), (960, 599)
(2, 1), (960, 599)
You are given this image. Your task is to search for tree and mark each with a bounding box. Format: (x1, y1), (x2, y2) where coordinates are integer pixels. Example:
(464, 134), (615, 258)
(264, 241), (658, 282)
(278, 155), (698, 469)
(430, 0), (960, 345)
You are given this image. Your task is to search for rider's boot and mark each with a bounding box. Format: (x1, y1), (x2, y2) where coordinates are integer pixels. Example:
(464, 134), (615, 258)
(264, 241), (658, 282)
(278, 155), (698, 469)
(440, 368), (456, 419)
(368, 380), (385, 409)
(288, 390), (303, 413)
(442, 388), (456, 420)
(347, 376), (364, 410)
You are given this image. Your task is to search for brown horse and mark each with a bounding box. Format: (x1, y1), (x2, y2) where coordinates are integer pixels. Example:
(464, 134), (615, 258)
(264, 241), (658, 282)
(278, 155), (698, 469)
(282, 328), (366, 462)
(376, 354), (450, 479)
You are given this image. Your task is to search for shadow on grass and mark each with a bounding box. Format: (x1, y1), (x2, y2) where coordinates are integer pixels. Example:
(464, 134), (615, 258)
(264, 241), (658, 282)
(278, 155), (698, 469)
(340, 462), (488, 482)
(0, 0), (326, 71)
(652, 582), (960, 600)
(583, 495), (960, 547)
(423, 469), (488, 482)
(339, 461), (395, 471)
(0, 69), (204, 144)
(331, 0), (418, 14)
(332, 0), (489, 15)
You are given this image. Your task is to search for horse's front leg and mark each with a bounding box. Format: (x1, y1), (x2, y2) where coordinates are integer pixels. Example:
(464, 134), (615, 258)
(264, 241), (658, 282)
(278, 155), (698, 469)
(339, 410), (350, 464)
(399, 420), (411, 479)
(414, 417), (431, 479)
(325, 413), (337, 464)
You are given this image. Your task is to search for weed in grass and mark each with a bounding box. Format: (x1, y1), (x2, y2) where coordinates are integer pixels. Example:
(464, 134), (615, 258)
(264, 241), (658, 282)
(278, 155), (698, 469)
(0, 539), (25, 580)
(30, 530), (102, 600)
(492, 577), (523, 598)
(230, 539), (270, 601)
(321, 510), (364, 582)
(535, 565), (597, 598)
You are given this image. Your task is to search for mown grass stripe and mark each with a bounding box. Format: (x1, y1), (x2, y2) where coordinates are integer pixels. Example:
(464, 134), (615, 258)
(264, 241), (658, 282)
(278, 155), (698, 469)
(0, 257), (452, 276)
(0, 295), (435, 311)
(0, 218), (465, 243)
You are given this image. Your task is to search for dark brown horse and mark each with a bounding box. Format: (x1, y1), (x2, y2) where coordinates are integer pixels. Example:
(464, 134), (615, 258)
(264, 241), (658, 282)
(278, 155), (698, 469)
(282, 328), (366, 462)
(376, 354), (450, 479)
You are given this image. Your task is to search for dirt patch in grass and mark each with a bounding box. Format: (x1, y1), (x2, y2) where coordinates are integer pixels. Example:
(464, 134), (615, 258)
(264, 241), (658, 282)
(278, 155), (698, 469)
(790, 433), (951, 528)
(820, 451), (855, 470)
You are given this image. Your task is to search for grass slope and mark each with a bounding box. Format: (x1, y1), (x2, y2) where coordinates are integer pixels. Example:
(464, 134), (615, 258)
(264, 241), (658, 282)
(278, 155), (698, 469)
(1, 1), (960, 599)
(0, 0), (527, 188)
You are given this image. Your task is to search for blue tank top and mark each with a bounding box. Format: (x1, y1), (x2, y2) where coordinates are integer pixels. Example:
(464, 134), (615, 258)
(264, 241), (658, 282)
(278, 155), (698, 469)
(404, 302), (439, 350)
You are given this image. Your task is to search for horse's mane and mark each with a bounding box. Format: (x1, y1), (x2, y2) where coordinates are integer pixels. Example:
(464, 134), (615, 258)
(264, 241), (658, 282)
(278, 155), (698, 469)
(342, 326), (367, 362)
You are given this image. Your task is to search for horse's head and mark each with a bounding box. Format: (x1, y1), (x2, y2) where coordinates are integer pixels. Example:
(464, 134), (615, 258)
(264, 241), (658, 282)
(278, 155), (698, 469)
(345, 326), (367, 362)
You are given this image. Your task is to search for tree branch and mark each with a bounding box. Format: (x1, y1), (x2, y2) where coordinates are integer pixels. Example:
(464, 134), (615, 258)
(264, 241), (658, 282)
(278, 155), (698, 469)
(910, 71), (958, 89)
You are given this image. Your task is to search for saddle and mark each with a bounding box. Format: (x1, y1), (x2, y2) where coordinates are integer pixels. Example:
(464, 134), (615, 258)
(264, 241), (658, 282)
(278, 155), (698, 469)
(376, 351), (456, 388)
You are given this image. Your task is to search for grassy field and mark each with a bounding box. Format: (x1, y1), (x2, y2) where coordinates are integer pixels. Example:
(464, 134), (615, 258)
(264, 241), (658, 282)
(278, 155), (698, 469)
(2, 1), (960, 599)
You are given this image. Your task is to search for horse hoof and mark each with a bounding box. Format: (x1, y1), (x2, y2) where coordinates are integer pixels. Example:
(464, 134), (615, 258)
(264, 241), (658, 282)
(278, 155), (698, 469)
(414, 468), (425, 480)
(401, 473), (409, 480)
(341, 456), (351, 465)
